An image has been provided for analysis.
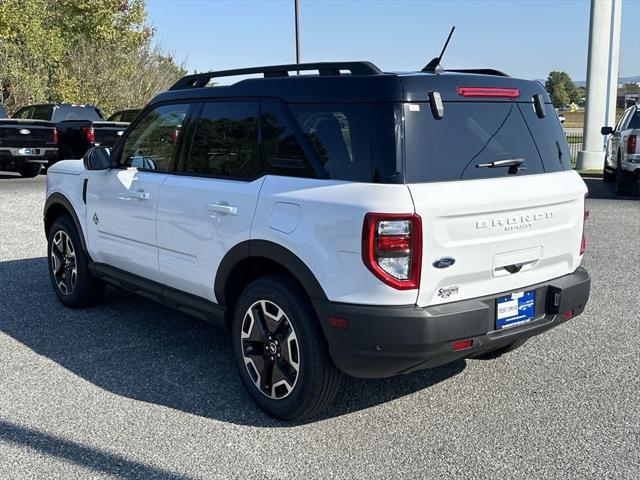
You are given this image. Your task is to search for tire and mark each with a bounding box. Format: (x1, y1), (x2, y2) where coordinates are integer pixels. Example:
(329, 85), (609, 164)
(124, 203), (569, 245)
(231, 274), (341, 420)
(18, 162), (42, 178)
(47, 215), (105, 308)
(469, 338), (528, 360)
(602, 156), (615, 183)
(615, 152), (634, 196)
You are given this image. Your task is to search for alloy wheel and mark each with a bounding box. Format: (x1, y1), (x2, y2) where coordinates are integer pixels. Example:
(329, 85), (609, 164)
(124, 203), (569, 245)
(50, 230), (78, 295)
(240, 300), (300, 399)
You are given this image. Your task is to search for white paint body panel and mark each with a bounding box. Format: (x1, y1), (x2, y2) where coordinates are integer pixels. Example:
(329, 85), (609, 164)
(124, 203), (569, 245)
(85, 168), (169, 281)
(408, 170), (587, 307)
(252, 176), (418, 305)
(156, 175), (264, 301)
(46, 160), (89, 245)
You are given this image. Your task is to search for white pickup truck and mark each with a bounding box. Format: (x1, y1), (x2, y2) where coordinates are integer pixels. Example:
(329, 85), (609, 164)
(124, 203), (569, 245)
(602, 104), (640, 196)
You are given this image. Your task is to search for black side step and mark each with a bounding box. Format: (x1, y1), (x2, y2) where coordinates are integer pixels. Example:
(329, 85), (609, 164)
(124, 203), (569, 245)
(88, 262), (227, 328)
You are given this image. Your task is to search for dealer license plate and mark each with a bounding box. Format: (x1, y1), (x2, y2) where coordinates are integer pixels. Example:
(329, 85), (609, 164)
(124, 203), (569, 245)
(496, 291), (535, 330)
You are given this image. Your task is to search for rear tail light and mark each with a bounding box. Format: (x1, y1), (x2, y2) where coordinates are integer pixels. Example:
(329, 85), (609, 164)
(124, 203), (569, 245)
(457, 87), (520, 98)
(628, 134), (637, 154)
(580, 194), (589, 255)
(81, 126), (95, 144)
(362, 213), (422, 290)
(52, 127), (58, 144)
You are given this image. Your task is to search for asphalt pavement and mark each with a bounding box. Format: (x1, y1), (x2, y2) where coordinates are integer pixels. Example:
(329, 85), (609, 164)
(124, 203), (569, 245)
(0, 172), (638, 479)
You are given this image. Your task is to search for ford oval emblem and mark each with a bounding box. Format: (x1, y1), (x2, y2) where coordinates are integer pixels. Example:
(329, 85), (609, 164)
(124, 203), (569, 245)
(19, 129), (31, 135)
(433, 257), (456, 269)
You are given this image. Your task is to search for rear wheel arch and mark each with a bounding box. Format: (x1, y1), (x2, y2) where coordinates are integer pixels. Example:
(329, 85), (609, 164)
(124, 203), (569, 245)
(215, 240), (328, 323)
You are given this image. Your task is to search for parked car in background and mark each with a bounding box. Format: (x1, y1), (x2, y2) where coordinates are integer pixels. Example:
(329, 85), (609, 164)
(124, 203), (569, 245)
(1, 105), (58, 177)
(107, 109), (140, 123)
(602, 104), (640, 195)
(14, 104), (128, 166)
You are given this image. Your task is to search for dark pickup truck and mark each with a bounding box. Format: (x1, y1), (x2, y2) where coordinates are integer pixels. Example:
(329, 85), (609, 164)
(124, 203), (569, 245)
(13, 104), (129, 166)
(1, 105), (58, 177)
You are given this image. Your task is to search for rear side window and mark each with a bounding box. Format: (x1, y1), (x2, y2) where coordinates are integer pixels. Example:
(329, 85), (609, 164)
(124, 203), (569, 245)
(260, 100), (316, 178)
(52, 106), (103, 122)
(31, 105), (53, 121)
(289, 103), (398, 183)
(403, 102), (546, 182)
(628, 110), (640, 130)
(187, 101), (261, 179)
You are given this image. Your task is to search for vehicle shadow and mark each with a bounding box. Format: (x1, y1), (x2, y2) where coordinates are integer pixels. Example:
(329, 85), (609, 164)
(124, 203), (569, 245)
(583, 176), (639, 200)
(0, 257), (465, 427)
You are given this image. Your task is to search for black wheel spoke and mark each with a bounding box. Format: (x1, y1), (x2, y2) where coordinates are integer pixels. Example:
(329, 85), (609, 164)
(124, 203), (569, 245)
(242, 340), (265, 358)
(273, 359), (296, 387)
(260, 362), (274, 394)
(252, 305), (272, 340)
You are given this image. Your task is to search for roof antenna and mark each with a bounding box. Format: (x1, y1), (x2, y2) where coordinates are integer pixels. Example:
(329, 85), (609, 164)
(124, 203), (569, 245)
(422, 26), (455, 73)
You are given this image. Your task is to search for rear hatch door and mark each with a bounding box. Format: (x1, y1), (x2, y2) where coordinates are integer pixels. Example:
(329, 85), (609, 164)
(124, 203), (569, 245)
(0, 119), (56, 147)
(401, 76), (587, 307)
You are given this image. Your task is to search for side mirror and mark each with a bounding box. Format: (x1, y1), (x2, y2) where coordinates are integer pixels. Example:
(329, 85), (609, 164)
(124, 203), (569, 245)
(83, 146), (111, 170)
(601, 126), (613, 135)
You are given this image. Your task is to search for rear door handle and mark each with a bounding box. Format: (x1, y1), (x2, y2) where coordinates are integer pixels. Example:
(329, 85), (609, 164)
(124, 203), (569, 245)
(119, 191), (150, 200)
(208, 202), (238, 216)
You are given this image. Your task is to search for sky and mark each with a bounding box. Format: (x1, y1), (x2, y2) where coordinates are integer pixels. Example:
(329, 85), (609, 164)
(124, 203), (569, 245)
(146, 0), (640, 82)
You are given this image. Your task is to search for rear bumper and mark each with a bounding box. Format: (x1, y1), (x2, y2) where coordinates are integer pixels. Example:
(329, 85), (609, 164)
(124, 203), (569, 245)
(313, 267), (590, 378)
(0, 147), (58, 165)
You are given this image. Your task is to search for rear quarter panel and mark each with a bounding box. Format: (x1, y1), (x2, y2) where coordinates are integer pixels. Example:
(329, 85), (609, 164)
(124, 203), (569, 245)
(252, 176), (418, 305)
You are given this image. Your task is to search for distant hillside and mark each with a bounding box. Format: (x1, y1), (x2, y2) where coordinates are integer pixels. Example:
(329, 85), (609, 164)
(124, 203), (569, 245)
(573, 76), (640, 87)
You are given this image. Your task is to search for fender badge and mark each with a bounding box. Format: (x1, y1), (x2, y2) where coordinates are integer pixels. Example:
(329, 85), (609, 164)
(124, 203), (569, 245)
(93, 213), (99, 225)
(433, 257), (456, 269)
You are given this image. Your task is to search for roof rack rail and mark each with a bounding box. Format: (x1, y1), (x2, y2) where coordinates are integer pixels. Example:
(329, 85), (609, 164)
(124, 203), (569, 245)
(169, 61), (383, 90)
(445, 68), (510, 77)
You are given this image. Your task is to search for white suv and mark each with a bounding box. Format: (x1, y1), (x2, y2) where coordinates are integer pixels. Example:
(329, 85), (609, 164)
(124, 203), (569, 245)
(44, 62), (591, 420)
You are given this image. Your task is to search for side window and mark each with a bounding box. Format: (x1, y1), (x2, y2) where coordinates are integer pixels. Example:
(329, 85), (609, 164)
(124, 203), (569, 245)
(187, 101), (261, 179)
(119, 103), (189, 172)
(627, 110), (640, 130)
(31, 105), (53, 121)
(14, 107), (32, 119)
(288, 103), (397, 182)
(260, 100), (316, 178)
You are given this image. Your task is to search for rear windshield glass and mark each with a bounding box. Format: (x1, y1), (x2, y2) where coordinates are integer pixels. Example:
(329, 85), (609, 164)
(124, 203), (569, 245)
(53, 106), (103, 122)
(403, 101), (569, 182)
(289, 103), (398, 183)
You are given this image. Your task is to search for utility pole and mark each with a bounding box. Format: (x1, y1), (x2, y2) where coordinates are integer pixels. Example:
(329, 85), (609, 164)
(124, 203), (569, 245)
(605, 0), (622, 131)
(576, 0), (622, 170)
(294, 0), (301, 65)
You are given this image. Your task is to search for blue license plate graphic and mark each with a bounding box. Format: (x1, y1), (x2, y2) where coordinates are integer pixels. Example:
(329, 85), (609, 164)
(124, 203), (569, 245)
(496, 291), (535, 330)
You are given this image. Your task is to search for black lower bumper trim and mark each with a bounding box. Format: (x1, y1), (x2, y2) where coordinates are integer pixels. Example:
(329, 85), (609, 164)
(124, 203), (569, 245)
(313, 267), (590, 378)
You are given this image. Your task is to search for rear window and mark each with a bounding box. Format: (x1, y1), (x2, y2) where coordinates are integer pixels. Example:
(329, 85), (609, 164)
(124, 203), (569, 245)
(31, 105), (53, 121)
(53, 106), (103, 122)
(403, 101), (569, 182)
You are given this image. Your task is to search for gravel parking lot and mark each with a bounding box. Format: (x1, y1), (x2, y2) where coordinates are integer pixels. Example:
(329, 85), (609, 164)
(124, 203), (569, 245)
(0, 172), (638, 479)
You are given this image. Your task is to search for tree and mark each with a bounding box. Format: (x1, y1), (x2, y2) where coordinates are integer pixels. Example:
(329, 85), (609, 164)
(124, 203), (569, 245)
(545, 71), (580, 108)
(0, 0), (184, 115)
